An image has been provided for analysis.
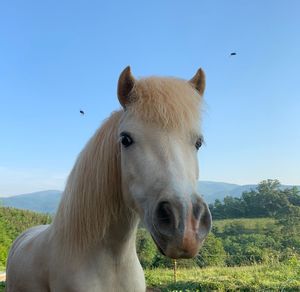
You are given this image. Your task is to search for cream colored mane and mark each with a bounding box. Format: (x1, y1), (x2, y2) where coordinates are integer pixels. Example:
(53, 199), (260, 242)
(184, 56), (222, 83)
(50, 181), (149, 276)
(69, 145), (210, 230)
(52, 77), (202, 253)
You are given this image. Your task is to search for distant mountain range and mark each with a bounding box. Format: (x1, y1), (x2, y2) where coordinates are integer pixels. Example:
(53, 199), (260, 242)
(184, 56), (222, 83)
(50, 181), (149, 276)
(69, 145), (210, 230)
(198, 181), (258, 203)
(0, 190), (62, 214)
(1, 181), (299, 214)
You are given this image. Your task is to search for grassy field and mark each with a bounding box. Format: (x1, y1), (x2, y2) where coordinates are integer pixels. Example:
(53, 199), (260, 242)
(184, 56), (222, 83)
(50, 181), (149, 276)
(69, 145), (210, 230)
(213, 217), (275, 232)
(145, 261), (300, 291)
(0, 261), (299, 291)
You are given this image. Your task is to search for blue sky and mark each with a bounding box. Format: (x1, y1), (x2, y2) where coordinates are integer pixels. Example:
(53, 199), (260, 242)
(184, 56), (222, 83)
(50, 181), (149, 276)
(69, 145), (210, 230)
(1, 0), (299, 196)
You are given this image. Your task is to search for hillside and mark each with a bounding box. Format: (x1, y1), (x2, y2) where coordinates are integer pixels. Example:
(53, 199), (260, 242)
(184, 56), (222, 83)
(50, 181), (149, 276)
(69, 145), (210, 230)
(198, 181), (257, 202)
(0, 207), (51, 269)
(0, 190), (62, 213)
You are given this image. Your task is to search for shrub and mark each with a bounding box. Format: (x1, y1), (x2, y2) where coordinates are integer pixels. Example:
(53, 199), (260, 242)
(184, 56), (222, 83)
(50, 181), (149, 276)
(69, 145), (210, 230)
(136, 228), (157, 268)
(196, 233), (226, 267)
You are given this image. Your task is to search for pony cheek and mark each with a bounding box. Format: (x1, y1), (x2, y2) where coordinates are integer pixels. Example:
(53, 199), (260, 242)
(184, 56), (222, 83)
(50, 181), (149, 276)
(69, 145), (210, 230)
(121, 179), (146, 216)
(121, 186), (139, 213)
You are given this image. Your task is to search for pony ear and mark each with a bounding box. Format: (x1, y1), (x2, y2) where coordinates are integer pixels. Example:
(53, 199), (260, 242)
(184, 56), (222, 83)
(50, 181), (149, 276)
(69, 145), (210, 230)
(117, 66), (136, 108)
(189, 68), (206, 96)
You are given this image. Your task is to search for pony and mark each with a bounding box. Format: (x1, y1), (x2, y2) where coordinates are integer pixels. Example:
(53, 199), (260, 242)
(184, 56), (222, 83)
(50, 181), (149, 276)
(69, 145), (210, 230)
(6, 67), (212, 292)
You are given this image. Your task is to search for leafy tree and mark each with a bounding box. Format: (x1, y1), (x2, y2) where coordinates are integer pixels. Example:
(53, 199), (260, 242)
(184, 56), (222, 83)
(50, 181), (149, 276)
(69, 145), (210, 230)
(284, 186), (300, 206)
(209, 199), (225, 219)
(223, 196), (245, 218)
(210, 180), (299, 219)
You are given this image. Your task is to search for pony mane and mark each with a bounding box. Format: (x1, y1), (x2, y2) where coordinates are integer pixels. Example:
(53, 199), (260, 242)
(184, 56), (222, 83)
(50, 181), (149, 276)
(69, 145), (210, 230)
(128, 77), (202, 132)
(52, 111), (126, 253)
(52, 76), (203, 254)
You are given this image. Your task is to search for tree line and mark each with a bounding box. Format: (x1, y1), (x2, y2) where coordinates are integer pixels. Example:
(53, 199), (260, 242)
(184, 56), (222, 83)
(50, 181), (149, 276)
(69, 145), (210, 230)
(209, 179), (300, 219)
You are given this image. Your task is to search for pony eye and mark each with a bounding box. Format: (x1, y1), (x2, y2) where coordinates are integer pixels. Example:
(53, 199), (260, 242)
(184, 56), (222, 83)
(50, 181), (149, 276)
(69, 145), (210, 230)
(120, 132), (134, 148)
(195, 137), (203, 150)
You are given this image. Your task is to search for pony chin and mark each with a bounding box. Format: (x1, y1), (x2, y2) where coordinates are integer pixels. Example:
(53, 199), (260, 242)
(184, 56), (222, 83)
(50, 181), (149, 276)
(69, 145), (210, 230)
(149, 227), (203, 259)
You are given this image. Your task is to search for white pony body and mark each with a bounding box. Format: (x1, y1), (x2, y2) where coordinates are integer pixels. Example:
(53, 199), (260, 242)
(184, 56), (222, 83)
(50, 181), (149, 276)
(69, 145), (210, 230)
(6, 67), (211, 291)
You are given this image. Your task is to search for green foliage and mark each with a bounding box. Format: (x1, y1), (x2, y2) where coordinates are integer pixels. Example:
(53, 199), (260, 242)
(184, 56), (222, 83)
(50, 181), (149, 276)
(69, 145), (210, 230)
(213, 216), (300, 266)
(210, 179), (300, 219)
(136, 228), (157, 268)
(0, 207), (52, 269)
(0, 221), (12, 270)
(0, 282), (5, 292)
(223, 234), (280, 266)
(196, 234), (226, 267)
(207, 181), (300, 267)
(136, 208), (300, 268)
(151, 252), (174, 269)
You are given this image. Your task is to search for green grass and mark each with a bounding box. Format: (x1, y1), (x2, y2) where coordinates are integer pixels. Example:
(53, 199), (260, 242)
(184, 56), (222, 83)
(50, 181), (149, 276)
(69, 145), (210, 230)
(1, 262), (299, 292)
(145, 261), (300, 291)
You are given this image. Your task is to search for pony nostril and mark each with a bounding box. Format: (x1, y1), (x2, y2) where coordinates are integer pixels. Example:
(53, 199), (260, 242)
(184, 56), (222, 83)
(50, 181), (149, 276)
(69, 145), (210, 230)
(192, 203), (201, 220)
(156, 201), (173, 227)
(198, 202), (212, 240)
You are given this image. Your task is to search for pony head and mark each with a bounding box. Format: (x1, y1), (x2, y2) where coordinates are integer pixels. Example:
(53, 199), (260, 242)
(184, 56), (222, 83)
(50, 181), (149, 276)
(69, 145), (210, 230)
(117, 67), (211, 259)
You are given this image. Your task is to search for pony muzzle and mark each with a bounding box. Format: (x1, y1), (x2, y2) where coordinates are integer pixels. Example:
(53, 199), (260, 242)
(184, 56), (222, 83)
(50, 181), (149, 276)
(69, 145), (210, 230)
(151, 198), (212, 259)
